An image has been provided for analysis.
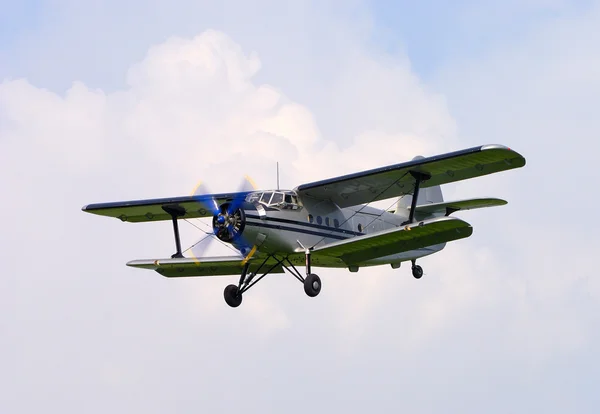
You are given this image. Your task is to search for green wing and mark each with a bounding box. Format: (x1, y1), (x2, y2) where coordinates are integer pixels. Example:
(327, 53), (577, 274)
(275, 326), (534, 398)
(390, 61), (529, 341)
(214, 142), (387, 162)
(82, 192), (250, 223)
(127, 256), (285, 277)
(296, 145), (525, 207)
(312, 216), (473, 264)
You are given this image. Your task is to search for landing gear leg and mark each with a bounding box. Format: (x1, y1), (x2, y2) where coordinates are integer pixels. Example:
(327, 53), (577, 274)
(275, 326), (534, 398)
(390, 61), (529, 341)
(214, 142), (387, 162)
(303, 250), (321, 297)
(411, 259), (423, 279)
(223, 257), (284, 308)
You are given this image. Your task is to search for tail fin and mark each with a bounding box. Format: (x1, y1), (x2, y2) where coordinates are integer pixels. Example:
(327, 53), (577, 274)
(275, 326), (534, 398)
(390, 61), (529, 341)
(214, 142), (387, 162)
(395, 156), (443, 217)
(395, 185), (444, 213)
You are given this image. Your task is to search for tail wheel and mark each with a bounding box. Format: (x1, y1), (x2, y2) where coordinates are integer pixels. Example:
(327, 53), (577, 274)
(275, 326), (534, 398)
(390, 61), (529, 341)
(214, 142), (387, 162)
(412, 265), (423, 279)
(304, 274), (322, 297)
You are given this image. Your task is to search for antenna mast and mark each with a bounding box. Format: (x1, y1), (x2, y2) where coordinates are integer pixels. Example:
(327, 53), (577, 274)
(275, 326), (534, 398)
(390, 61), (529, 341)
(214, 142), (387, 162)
(276, 162), (280, 190)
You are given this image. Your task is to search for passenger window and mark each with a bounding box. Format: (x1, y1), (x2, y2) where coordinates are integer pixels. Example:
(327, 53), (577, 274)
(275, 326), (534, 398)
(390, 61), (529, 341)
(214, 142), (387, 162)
(325, 217), (330, 226)
(308, 214), (314, 223)
(334, 219), (340, 228)
(271, 192), (283, 205)
(317, 216), (323, 225)
(358, 223), (363, 232)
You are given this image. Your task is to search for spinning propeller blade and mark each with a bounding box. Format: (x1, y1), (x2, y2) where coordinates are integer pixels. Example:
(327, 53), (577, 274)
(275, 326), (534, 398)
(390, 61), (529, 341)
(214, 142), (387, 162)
(190, 181), (221, 216)
(187, 175), (259, 260)
(188, 233), (217, 261)
(227, 175), (258, 215)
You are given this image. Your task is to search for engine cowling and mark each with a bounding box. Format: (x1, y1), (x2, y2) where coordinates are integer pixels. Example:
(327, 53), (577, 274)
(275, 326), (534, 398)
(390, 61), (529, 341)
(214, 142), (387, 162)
(212, 203), (246, 242)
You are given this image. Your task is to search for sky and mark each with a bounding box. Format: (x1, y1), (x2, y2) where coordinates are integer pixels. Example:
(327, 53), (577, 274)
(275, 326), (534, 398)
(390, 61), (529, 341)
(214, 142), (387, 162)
(1, 1), (599, 412)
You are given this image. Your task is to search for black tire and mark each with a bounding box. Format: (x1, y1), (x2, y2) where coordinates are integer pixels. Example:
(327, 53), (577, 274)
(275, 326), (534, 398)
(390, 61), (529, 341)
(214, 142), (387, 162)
(224, 284), (243, 307)
(304, 274), (322, 297)
(412, 265), (423, 279)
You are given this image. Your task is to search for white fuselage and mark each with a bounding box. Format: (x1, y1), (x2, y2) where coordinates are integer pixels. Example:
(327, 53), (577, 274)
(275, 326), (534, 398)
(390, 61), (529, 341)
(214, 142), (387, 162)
(239, 193), (445, 270)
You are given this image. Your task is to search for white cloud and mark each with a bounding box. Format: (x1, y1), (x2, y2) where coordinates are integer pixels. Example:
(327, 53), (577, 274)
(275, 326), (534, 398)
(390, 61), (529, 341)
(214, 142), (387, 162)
(2, 4), (599, 411)
(1, 29), (455, 339)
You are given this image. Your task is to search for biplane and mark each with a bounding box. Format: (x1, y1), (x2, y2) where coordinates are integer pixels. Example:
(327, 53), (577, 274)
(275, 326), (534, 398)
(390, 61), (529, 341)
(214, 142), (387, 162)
(83, 144), (526, 307)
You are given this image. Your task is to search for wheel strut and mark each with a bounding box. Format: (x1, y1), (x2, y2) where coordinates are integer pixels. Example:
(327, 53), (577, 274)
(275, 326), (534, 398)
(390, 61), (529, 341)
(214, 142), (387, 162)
(303, 249), (321, 297)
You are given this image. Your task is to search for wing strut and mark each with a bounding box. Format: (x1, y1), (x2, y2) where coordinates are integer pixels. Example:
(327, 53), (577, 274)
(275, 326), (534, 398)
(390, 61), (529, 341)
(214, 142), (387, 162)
(408, 171), (431, 223)
(162, 204), (186, 258)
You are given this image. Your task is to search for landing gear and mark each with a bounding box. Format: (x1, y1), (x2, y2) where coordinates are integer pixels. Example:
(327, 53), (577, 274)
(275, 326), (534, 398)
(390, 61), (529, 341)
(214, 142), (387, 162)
(411, 260), (423, 279)
(224, 284), (242, 307)
(302, 249), (321, 298)
(222, 250), (322, 307)
(304, 274), (321, 297)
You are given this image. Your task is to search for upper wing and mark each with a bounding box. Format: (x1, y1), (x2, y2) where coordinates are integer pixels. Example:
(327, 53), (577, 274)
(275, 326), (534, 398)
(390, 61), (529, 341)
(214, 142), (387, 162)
(127, 255), (284, 277)
(312, 216), (473, 264)
(82, 192), (250, 223)
(296, 144), (525, 208)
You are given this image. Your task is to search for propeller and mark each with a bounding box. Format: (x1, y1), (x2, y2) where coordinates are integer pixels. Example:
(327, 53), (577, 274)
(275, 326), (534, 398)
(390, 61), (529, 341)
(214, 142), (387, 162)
(187, 176), (258, 260)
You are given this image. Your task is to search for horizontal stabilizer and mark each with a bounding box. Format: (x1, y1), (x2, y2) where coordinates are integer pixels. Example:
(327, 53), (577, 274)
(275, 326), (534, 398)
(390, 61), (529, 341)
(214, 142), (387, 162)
(412, 197), (507, 216)
(127, 255), (284, 277)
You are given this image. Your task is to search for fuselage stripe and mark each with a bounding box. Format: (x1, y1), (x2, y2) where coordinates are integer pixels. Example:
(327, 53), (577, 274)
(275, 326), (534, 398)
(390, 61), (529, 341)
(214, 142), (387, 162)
(245, 220), (349, 240)
(245, 214), (363, 236)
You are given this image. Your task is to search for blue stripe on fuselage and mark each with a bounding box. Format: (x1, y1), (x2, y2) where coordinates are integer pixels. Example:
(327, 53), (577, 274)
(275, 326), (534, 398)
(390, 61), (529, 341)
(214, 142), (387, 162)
(245, 214), (363, 237)
(245, 219), (350, 240)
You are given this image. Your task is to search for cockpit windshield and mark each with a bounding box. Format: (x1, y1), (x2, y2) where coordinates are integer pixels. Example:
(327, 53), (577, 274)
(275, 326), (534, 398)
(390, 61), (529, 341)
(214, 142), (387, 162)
(246, 190), (302, 210)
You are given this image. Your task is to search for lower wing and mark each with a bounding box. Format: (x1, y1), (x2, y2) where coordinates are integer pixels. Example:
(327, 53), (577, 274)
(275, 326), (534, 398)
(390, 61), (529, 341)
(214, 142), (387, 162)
(127, 256), (284, 277)
(312, 216), (473, 264)
(127, 217), (472, 276)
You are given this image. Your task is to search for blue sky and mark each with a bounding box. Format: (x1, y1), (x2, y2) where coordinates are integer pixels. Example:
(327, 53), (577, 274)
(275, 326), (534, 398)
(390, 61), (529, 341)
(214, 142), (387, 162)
(2, 1), (599, 413)
(1, 0), (595, 87)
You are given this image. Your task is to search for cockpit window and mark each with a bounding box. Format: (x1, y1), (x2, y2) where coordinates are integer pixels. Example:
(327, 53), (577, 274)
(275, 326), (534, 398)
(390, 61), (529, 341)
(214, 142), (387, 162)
(271, 192), (283, 205)
(246, 192), (261, 203)
(246, 190), (303, 210)
(260, 192), (273, 204)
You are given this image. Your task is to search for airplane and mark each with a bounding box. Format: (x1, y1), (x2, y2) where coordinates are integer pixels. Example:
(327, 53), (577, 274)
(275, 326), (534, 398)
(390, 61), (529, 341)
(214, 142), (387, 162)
(82, 144), (526, 308)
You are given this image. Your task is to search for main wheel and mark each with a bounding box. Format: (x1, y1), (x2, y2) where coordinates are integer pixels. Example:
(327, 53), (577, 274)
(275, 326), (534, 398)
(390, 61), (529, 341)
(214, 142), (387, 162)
(304, 274), (322, 297)
(224, 284), (243, 307)
(412, 265), (423, 279)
